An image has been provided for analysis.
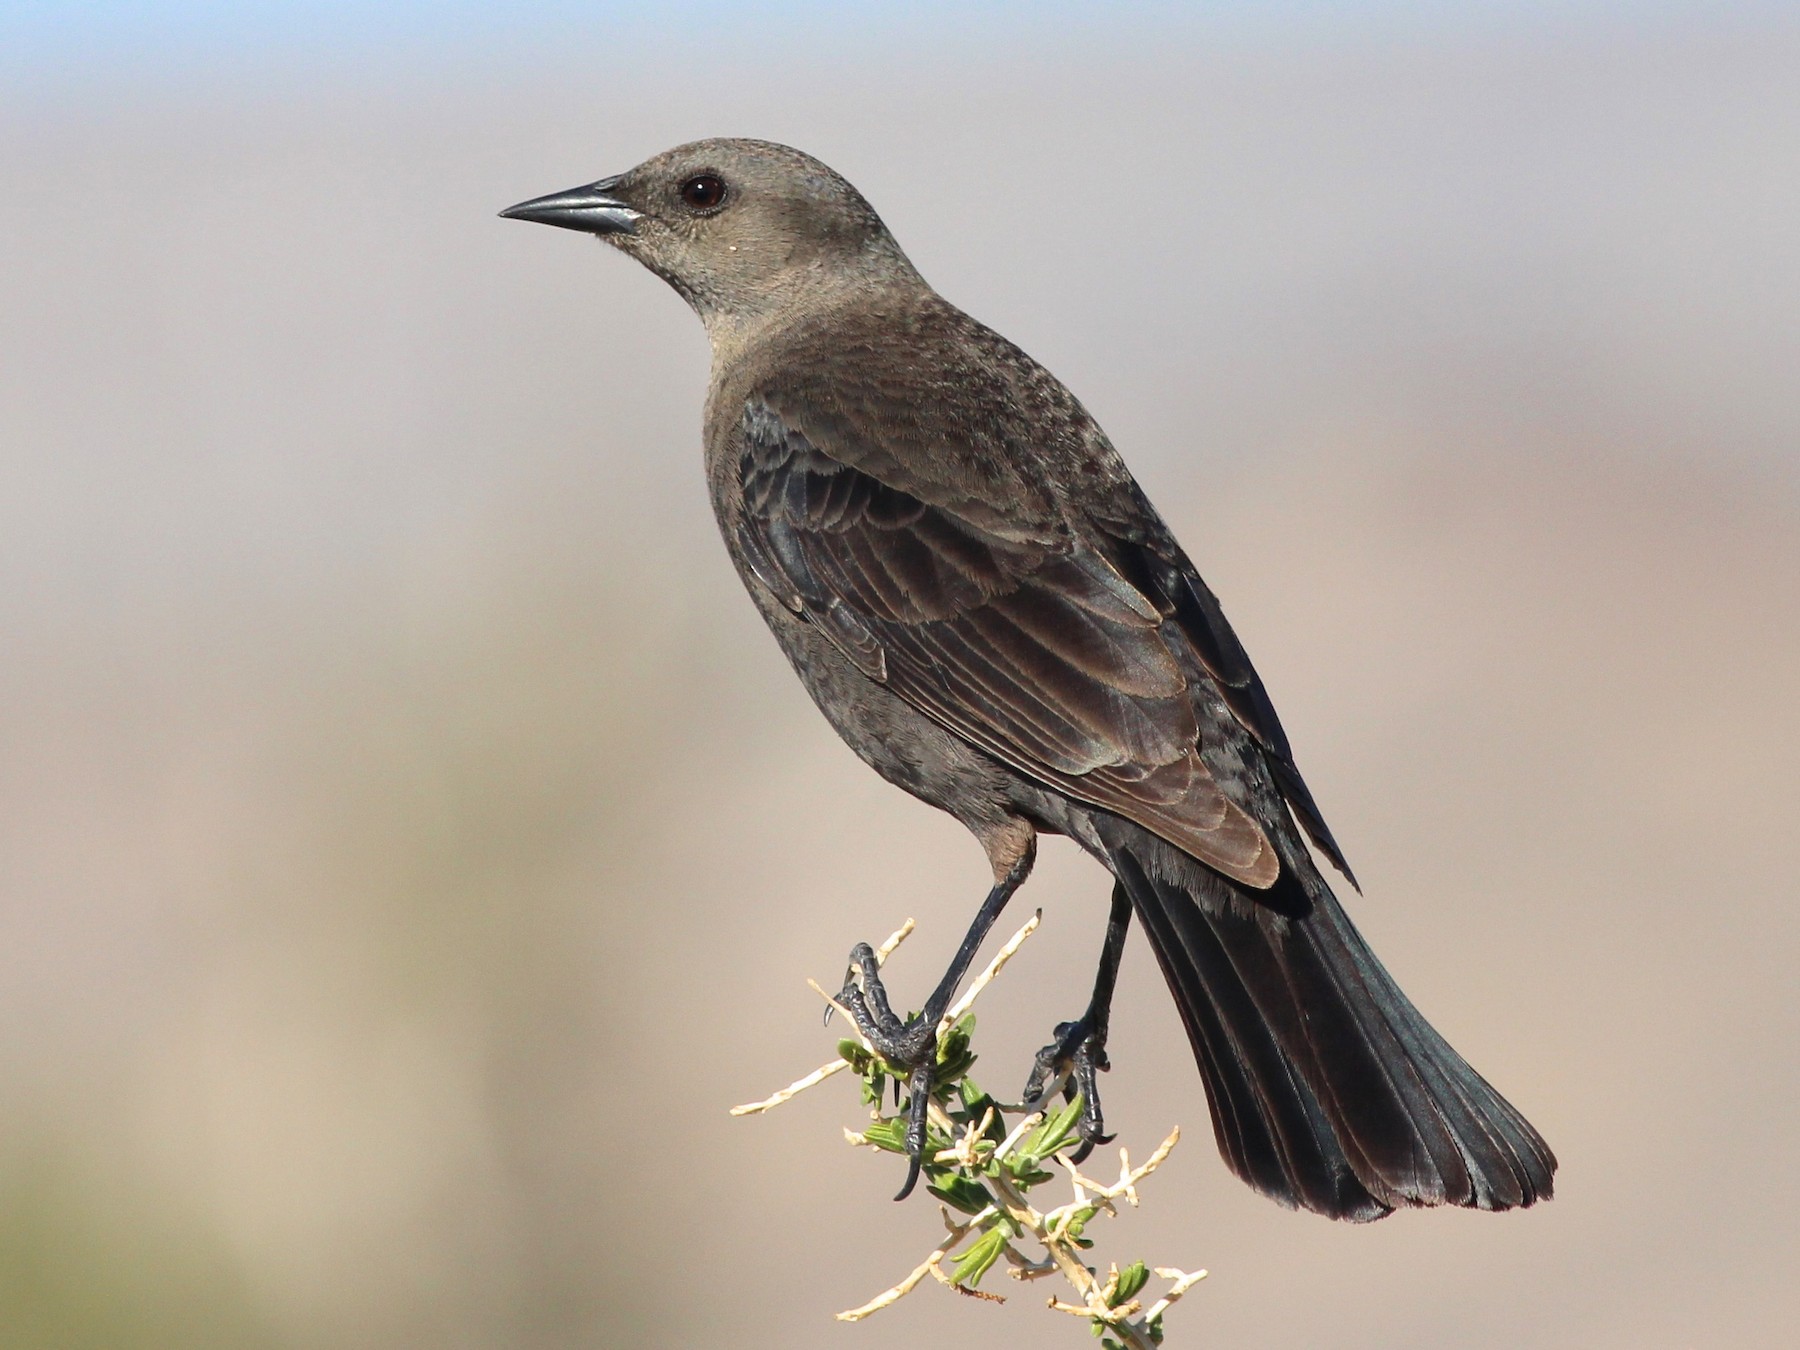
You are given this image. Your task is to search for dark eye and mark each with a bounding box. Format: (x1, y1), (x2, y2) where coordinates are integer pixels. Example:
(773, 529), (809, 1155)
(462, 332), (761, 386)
(679, 174), (728, 210)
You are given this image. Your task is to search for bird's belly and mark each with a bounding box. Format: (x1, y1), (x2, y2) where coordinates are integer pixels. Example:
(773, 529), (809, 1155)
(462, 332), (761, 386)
(740, 577), (1029, 830)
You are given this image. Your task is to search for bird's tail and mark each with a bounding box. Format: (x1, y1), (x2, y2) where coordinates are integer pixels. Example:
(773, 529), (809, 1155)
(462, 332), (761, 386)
(1105, 840), (1555, 1221)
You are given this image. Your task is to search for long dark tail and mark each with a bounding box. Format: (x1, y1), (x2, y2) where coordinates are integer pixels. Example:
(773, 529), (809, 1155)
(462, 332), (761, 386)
(1105, 840), (1555, 1222)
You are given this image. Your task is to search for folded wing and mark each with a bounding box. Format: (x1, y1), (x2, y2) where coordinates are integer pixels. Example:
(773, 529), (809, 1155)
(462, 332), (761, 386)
(736, 396), (1280, 887)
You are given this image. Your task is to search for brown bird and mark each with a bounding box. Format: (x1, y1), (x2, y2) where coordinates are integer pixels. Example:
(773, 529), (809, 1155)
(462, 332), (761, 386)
(501, 138), (1555, 1221)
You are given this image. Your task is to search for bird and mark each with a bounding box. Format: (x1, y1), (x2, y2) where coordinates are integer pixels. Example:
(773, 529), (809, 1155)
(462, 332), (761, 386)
(501, 138), (1556, 1222)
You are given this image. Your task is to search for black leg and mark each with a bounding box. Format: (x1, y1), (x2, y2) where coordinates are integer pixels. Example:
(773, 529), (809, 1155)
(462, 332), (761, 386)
(1024, 880), (1132, 1163)
(836, 848), (1035, 1200)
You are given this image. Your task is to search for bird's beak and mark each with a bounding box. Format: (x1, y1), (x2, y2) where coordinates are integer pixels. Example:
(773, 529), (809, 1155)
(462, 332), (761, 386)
(499, 175), (640, 235)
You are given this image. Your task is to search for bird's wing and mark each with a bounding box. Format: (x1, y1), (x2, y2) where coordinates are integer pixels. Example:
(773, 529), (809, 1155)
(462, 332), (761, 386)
(735, 395), (1281, 888)
(1086, 490), (1358, 886)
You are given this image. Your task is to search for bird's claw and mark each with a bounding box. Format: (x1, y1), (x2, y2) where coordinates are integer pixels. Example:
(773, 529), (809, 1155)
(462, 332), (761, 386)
(836, 943), (941, 1200)
(895, 1061), (933, 1200)
(1023, 1016), (1113, 1163)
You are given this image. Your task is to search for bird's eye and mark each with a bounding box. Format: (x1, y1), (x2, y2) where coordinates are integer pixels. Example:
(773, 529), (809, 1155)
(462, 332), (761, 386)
(679, 174), (728, 210)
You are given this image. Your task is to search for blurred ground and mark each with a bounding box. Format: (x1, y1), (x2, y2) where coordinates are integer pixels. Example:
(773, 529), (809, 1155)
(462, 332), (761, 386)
(1, 6), (1795, 1347)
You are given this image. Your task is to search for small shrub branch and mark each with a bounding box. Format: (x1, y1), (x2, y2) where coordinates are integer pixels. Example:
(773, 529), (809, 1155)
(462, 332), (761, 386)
(732, 914), (1207, 1346)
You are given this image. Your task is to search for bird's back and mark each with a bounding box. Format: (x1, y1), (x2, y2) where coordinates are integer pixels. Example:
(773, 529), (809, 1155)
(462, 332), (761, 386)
(707, 284), (1350, 890)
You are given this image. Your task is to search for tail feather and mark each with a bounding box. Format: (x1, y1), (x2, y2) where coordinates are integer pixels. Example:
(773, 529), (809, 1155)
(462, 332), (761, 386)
(1107, 841), (1555, 1221)
(1121, 850), (1391, 1220)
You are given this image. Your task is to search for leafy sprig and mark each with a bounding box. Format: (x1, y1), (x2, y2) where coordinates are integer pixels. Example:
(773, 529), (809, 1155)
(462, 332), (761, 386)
(732, 915), (1207, 1346)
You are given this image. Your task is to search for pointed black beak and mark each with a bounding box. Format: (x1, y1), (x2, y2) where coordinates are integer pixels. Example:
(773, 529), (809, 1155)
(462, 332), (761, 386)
(499, 175), (640, 235)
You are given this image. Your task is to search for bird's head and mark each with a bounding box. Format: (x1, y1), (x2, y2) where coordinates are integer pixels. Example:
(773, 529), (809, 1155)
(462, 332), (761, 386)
(501, 138), (920, 335)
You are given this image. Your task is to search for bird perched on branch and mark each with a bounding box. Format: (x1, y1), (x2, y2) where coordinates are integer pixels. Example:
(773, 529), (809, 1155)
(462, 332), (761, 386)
(502, 138), (1555, 1222)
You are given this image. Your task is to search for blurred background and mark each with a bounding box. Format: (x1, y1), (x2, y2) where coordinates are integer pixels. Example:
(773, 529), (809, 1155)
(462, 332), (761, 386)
(2, 2), (1795, 1346)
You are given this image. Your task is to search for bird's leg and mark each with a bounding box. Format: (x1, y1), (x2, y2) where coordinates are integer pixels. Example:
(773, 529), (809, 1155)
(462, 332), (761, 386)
(836, 850), (1034, 1200)
(1023, 880), (1131, 1163)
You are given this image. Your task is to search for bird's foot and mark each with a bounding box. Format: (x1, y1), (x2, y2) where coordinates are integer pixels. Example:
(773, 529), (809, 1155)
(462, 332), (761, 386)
(1023, 1016), (1113, 1163)
(836, 942), (942, 1200)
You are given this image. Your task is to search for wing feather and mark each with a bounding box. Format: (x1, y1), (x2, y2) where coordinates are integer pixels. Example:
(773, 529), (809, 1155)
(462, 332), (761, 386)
(737, 397), (1279, 886)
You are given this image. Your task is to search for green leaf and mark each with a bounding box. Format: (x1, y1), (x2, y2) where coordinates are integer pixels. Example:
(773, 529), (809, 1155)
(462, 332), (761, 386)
(1110, 1260), (1149, 1306)
(926, 1171), (993, 1216)
(949, 1225), (1009, 1288)
(859, 1111), (959, 1161)
(853, 1046), (889, 1106)
(1041, 1094), (1086, 1154)
(1014, 1093), (1084, 1167)
(954, 1079), (1009, 1140)
(859, 1117), (909, 1154)
(934, 1015), (979, 1082)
